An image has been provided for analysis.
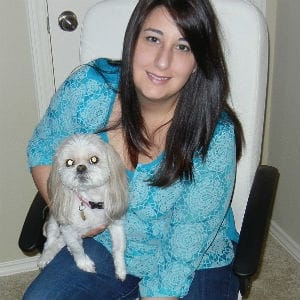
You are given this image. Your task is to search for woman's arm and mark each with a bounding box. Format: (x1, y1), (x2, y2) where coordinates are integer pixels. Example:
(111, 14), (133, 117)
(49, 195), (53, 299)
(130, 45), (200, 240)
(27, 59), (119, 175)
(31, 165), (51, 206)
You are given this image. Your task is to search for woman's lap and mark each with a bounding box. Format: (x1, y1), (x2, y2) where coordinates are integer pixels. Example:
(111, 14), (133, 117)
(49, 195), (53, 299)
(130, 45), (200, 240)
(23, 238), (239, 300)
(23, 238), (140, 300)
(182, 261), (239, 300)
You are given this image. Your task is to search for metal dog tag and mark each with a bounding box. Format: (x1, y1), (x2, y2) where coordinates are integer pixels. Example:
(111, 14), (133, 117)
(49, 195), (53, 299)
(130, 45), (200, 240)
(80, 210), (86, 221)
(79, 202), (86, 221)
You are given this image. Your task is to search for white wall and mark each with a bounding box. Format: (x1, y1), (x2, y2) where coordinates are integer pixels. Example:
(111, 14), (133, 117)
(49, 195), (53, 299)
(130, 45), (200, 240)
(0, 1), (37, 264)
(264, 0), (300, 261)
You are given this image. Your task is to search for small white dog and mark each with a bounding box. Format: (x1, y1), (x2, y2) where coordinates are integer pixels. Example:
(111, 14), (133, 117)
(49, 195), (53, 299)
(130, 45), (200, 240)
(37, 134), (128, 280)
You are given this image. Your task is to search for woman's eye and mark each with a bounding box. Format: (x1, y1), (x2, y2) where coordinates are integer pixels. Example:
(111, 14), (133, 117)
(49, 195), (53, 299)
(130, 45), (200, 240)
(89, 156), (99, 164)
(146, 36), (159, 44)
(177, 44), (191, 52)
(66, 159), (74, 167)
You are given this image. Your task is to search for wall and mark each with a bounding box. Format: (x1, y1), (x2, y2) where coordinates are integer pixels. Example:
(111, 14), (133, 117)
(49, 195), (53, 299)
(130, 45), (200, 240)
(264, 0), (300, 260)
(0, 1), (37, 263)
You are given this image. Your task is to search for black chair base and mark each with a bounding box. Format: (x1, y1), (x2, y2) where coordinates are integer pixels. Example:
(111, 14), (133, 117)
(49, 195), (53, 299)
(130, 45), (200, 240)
(18, 192), (48, 254)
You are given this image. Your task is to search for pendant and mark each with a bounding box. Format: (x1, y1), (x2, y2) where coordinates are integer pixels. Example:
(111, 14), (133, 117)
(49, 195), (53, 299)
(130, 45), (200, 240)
(80, 210), (86, 221)
(79, 202), (86, 221)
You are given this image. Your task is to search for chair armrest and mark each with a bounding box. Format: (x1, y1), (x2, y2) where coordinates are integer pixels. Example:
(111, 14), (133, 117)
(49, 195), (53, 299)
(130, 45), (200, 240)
(18, 192), (49, 254)
(233, 165), (279, 296)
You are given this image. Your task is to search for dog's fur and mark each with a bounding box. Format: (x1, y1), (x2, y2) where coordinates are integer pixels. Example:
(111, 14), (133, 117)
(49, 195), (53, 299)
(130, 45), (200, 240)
(37, 134), (128, 280)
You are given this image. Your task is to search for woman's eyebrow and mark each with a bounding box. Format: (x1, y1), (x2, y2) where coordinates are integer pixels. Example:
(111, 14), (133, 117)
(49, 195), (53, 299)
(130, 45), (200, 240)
(143, 27), (163, 35)
(143, 27), (187, 42)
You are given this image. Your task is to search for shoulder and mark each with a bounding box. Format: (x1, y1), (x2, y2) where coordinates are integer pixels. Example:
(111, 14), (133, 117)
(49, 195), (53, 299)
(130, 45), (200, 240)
(61, 58), (121, 89)
(209, 112), (236, 152)
(214, 112), (235, 136)
(51, 58), (120, 112)
(83, 58), (121, 82)
(194, 112), (236, 171)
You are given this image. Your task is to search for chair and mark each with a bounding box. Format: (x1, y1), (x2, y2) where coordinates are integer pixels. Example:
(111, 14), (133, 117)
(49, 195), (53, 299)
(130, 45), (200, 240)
(19, 0), (279, 297)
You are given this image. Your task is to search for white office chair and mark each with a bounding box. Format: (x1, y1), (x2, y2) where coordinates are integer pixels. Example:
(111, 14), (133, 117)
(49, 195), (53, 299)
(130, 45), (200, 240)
(80, 0), (268, 232)
(80, 0), (278, 297)
(19, 0), (279, 298)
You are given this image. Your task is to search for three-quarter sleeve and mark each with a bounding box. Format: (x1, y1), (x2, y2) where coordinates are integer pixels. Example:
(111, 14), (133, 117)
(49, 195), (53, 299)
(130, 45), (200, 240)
(27, 60), (118, 168)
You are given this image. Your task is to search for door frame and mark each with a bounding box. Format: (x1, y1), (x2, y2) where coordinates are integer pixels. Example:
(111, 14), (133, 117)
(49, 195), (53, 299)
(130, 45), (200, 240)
(25, 0), (267, 119)
(25, 0), (55, 119)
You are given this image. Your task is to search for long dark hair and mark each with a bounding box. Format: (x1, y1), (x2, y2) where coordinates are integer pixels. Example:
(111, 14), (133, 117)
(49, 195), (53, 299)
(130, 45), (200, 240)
(118, 0), (243, 187)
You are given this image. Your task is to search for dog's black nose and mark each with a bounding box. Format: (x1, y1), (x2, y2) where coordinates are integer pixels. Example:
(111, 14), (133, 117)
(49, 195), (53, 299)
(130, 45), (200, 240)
(76, 164), (87, 174)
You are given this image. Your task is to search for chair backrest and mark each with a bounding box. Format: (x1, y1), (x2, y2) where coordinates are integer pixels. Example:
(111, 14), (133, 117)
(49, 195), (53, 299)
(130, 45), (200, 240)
(80, 0), (269, 231)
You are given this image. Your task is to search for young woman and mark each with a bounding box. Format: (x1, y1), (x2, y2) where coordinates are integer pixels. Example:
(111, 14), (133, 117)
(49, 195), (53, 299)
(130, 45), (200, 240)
(24, 0), (243, 299)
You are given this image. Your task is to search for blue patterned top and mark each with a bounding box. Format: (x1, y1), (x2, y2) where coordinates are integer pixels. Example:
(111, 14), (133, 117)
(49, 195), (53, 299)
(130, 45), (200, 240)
(27, 58), (239, 298)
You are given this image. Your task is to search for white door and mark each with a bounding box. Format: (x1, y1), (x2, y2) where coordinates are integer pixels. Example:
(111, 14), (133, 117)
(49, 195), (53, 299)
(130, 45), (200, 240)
(26, 0), (101, 117)
(47, 0), (101, 89)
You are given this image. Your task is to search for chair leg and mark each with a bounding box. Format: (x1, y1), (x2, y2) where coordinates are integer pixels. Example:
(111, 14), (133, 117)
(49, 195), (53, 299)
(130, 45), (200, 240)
(238, 276), (251, 297)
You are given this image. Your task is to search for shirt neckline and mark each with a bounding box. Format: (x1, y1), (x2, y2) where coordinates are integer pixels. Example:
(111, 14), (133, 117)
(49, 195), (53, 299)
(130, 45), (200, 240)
(99, 131), (163, 173)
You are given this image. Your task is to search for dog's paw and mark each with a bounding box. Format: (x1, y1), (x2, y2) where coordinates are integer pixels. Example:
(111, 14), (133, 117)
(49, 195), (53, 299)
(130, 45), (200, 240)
(76, 255), (96, 273)
(37, 257), (50, 270)
(115, 265), (127, 281)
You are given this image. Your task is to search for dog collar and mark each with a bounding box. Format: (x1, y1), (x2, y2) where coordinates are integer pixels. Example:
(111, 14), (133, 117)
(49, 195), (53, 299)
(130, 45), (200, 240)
(76, 193), (104, 210)
(89, 201), (104, 209)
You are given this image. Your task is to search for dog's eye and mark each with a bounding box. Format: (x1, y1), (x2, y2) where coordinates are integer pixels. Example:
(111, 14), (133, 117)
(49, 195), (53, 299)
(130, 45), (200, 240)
(89, 156), (99, 164)
(66, 159), (75, 167)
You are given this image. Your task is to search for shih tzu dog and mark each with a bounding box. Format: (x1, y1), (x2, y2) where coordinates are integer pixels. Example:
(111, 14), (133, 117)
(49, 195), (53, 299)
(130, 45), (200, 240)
(37, 134), (128, 280)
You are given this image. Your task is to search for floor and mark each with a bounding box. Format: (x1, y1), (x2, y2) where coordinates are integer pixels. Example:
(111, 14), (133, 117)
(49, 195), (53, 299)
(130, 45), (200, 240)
(0, 235), (299, 299)
(246, 235), (300, 300)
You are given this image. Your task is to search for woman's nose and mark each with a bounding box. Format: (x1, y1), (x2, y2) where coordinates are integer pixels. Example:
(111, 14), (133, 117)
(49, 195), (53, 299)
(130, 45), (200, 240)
(154, 46), (172, 70)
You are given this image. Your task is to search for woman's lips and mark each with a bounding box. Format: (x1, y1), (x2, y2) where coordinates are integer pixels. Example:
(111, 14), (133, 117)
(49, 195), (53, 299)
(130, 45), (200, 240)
(147, 71), (171, 83)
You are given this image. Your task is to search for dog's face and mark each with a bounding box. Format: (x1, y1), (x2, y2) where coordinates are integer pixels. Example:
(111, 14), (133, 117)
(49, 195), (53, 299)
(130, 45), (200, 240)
(55, 134), (111, 191)
(49, 134), (128, 223)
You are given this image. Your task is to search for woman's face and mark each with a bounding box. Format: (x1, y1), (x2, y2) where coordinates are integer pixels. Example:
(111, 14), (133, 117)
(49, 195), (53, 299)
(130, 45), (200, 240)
(132, 6), (196, 106)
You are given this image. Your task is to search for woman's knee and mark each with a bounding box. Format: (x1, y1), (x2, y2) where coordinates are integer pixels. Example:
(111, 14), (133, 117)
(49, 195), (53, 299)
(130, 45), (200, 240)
(23, 239), (140, 300)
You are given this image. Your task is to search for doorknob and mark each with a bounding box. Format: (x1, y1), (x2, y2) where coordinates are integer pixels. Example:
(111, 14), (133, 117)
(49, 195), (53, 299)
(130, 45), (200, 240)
(58, 11), (78, 32)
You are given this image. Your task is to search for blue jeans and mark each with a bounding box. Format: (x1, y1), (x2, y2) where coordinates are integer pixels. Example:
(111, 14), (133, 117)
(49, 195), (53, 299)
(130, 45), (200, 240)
(23, 238), (239, 300)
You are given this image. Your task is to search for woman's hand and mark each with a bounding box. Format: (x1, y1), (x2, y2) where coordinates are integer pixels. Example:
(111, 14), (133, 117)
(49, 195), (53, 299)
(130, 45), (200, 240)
(82, 225), (107, 238)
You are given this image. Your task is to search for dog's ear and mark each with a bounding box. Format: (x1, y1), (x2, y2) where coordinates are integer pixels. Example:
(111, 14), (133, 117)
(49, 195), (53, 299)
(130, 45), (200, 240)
(104, 143), (128, 221)
(48, 154), (72, 224)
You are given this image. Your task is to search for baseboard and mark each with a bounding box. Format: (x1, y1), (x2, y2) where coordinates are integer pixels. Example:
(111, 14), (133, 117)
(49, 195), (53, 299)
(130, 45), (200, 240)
(0, 256), (38, 277)
(270, 220), (300, 263)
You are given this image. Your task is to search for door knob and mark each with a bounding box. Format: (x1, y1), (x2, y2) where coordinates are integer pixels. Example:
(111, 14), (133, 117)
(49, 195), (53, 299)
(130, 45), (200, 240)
(58, 11), (78, 32)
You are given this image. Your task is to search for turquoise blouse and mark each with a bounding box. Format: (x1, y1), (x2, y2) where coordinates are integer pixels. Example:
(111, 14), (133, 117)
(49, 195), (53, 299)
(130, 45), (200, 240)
(27, 58), (239, 298)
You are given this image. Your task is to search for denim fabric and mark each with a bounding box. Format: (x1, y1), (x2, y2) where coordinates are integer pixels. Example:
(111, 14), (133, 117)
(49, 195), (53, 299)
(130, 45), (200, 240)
(23, 238), (140, 300)
(23, 238), (239, 300)
(182, 256), (239, 300)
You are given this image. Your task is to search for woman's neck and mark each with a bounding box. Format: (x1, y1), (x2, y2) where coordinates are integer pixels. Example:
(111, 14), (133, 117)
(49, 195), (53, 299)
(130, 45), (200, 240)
(140, 97), (177, 136)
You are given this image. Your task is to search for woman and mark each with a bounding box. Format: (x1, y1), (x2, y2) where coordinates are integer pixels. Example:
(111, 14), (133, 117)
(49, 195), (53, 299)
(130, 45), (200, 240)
(24, 0), (243, 299)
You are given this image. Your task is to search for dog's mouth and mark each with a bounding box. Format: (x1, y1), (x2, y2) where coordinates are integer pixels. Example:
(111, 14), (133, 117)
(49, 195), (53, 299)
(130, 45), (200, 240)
(75, 165), (89, 182)
(77, 174), (88, 183)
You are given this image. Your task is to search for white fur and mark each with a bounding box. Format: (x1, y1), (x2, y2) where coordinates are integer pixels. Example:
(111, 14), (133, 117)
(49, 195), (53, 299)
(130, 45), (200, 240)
(38, 134), (128, 280)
